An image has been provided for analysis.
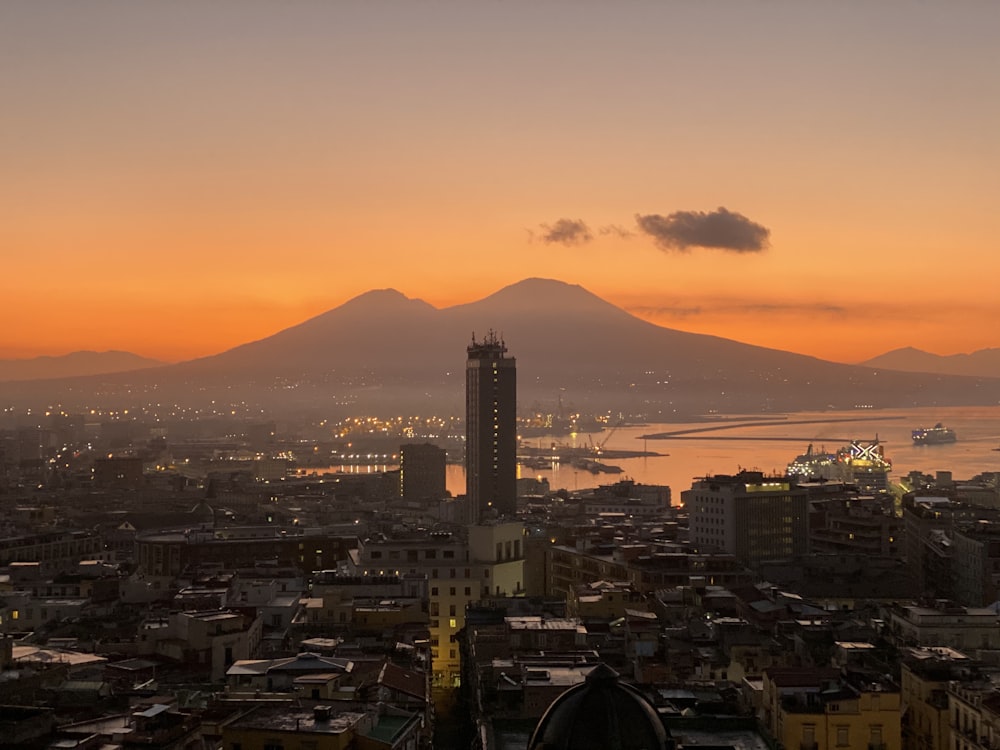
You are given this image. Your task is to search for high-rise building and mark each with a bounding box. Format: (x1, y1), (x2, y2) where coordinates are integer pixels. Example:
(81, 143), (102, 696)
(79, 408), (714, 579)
(465, 331), (517, 522)
(682, 471), (809, 568)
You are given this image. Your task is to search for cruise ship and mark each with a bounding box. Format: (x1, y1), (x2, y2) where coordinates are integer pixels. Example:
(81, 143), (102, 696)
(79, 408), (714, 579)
(911, 423), (957, 445)
(786, 440), (892, 493)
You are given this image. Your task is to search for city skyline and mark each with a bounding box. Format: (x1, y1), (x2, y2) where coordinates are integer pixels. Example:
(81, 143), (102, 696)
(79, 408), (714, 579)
(3, 2), (997, 364)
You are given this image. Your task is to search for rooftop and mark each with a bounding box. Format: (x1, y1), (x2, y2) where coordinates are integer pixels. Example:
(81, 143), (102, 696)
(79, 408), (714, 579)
(229, 706), (365, 735)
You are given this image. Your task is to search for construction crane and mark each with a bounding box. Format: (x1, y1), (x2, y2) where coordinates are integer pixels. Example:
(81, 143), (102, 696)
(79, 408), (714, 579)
(588, 423), (619, 455)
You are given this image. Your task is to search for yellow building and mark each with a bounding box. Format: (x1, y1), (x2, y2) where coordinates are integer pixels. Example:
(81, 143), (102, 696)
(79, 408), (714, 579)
(566, 580), (648, 620)
(901, 646), (970, 750)
(358, 521), (525, 687)
(762, 667), (901, 750)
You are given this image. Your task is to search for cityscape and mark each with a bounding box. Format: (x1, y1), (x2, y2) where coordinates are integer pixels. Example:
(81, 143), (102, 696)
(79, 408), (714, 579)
(2, 324), (1000, 749)
(4, 3), (1000, 750)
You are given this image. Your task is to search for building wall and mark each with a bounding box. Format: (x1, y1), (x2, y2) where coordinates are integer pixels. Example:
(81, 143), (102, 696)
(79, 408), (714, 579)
(360, 525), (524, 688)
(683, 474), (808, 568)
(399, 443), (446, 503)
(900, 663), (951, 750)
(763, 672), (901, 750)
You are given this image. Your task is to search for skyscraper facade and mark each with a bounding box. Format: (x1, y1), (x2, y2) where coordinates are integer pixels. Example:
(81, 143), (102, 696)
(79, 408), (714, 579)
(465, 331), (517, 522)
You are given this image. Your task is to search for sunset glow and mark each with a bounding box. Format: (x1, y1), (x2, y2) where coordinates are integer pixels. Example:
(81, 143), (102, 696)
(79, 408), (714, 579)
(3, 2), (997, 365)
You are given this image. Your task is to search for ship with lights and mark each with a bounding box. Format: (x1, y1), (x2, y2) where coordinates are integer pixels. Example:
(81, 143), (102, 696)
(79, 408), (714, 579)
(912, 423), (957, 445)
(787, 439), (892, 494)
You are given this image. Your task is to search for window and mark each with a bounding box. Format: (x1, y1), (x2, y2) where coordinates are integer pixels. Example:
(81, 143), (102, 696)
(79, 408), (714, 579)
(431, 587), (438, 595)
(836, 725), (849, 747)
(450, 587), (456, 596)
(465, 587), (471, 596)
(870, 726), (883, 746)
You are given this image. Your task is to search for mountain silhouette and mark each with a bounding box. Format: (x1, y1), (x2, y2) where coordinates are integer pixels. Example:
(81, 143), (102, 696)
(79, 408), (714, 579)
(860, 346), (1000, 378)
(0, 350), (164, 382)
(6, 279), (1000, 415)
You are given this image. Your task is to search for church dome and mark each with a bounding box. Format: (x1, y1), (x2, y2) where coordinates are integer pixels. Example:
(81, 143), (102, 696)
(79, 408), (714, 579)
(528, 663), (668, 750)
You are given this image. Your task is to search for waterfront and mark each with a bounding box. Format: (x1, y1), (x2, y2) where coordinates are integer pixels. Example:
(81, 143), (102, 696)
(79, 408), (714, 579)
(449, 405), (1000, 499)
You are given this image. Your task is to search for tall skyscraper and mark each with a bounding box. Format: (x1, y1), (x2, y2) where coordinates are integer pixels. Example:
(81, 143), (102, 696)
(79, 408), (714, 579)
(465, 331), (517, 522)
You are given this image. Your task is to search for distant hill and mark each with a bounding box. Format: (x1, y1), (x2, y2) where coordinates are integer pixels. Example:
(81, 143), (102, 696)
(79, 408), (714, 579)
(0, 350), (164, 382)
(6, 279), (1000, 416)
(860, 347), (1000, 378)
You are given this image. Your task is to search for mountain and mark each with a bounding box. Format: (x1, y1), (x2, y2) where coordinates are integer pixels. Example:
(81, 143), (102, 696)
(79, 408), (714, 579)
(860, 347), (1000, 378)
(6, 279), (1000, 416)
(0, 350), (164, 382)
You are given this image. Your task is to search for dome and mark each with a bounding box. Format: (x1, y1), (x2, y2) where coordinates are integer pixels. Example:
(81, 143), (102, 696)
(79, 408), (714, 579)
(528, 663), (668, 750)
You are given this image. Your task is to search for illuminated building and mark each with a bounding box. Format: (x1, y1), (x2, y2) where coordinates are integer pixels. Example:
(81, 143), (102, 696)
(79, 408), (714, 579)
(465, 331), (517, 522)
(682, 471), (809, 568)
(358, 523), (524, 688)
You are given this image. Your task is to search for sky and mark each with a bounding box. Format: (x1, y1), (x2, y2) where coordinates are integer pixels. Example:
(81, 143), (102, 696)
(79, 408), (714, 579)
(2, 1), (998, 365)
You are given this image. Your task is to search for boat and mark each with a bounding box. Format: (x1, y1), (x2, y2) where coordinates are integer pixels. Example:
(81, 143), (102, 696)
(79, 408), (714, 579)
(786, 440), (892, 493)
(520, 456), (553, 470)
(571, 457), (623, 474)
(912, 423), (957, 445)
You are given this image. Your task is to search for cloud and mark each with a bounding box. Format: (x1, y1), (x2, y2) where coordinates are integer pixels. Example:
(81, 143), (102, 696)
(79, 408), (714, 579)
(627, 301), (847, 319)
(635, 207), (770, 252)
(598, 224), (634, 239)
(538, 218), (593, 246)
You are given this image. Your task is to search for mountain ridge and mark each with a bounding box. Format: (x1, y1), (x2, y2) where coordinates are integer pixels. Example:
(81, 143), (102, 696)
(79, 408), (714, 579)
(0, 350), (164, 382)
(4, 279), (1000, 416)
(860, 346), (1000, 378)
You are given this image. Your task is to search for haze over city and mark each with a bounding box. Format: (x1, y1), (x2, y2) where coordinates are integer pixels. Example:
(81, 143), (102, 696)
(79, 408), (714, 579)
(3, 2), (998, 365)
(6, 6), (1000, 749)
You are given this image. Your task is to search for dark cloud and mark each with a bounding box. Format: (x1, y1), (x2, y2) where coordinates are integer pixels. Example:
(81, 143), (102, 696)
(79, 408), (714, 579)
(635, 207), (770, 252)
(539, 218), (593, 246)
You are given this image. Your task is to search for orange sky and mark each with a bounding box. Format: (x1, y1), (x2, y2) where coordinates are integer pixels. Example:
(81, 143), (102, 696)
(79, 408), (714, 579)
(2, 2), (998, 365)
